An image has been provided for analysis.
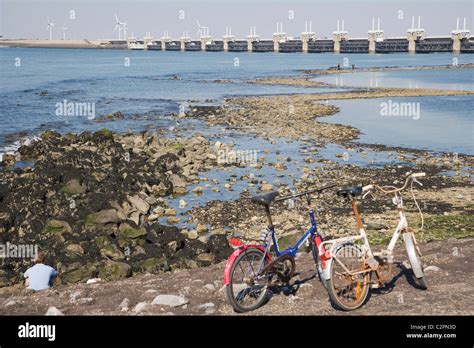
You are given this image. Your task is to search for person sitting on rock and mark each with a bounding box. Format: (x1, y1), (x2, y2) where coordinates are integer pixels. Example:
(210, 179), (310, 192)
(24, 251), (58, 291)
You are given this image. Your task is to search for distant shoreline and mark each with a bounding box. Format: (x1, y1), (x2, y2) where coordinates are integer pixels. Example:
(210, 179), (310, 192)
(0, 39), (125, 49)
(249, 63), (474, 88)
(300, 63), (474, 75)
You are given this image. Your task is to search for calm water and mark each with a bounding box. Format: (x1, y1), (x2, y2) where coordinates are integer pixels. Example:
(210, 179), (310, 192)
(324, 96), (474, 155)
(314, 68), (474, 91)
(1, 47), (473, 154)
(1, 47), (472, 228)
(159, 118), (420, 228)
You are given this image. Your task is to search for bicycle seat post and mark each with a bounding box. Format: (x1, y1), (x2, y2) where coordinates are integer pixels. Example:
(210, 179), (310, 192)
(305, 193), (312, 208)
(264, 205), (274, 229)
(351, 198), (363, 229)
(305, 193), (318, 227)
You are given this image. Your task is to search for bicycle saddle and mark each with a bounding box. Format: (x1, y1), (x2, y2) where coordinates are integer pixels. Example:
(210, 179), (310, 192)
(337, 186), (363, 198)
(251, 191), (279, 206)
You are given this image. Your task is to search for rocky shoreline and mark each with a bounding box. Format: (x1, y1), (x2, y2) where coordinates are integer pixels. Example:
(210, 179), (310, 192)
(249, 64), (474, 88)
(188, 159), (473, 244)
(0, 129), (237, 289)
(299, 63), (474, 76)
(183, 87), (473, 146)
(178, 69), (474, 249)
(0, 64), (473, 302)
(2, 237), (473, 315)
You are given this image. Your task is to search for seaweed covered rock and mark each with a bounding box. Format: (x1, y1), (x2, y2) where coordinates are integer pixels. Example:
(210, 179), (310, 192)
(0, 130), (231, 288)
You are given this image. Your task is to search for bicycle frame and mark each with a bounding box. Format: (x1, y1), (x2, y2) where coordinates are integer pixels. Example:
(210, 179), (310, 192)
(255, 206), (330, 278)
(268, 210), (317, 258)
(386, 194), (408, 253)
(321, 192), (410, 280)
(223, 184), (336, 286)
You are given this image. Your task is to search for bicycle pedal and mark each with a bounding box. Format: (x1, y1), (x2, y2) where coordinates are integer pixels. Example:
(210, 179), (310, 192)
(371, 283), (383, 289)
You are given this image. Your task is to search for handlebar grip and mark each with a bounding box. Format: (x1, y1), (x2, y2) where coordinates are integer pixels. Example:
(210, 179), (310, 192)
(412, 172), (426, 178)
(362, 184), (374, 192)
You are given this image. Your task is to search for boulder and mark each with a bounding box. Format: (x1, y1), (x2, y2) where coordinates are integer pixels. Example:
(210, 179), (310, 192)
(128, 195), (150, 214)
(133, 302), (148, 313)
(196, 224), (208, 234)
(62, 267), (92, 284)
(182, 259), (199, 269)
(89, 209), (119, 225)
(100, 244), (125, 260)
(61, 179), (86, 195)
(147, 214), (159, 222)
(181, 229), (198, 240)
(196, 253), (214, 266)
(152, 206), (166, 215)
(151, 294), (189, 308)
(118, 223), (147, 239)
(134, 257), (169, 273)
(127, 211), (141, 226)
(169, 174), (187, 194)
(98, 261), (132, 281)
(164, 208), (176, 216)
(66, 244), (84, 255)
(43, 220), (72, 237)
(198, 302), (216, 314)
(167, 217), (180, 224)
(192, 186), (203, 194)
(45, 306), (64, 316)
(119, 298), (130, 311)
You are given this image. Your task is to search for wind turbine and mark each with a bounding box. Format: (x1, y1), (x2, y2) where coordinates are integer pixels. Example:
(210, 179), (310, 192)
(114, 14), (127, 40)
(196, 19), (209, 38)
(46, 19), (54, 40)
(59, 23), (68, 40)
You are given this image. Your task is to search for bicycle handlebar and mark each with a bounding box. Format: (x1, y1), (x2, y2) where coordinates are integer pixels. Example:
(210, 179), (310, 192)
(275, 183), (337, 202)
(368, 172), (426, 194)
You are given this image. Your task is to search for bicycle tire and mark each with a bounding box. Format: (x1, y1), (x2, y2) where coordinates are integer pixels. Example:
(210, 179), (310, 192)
(226, 248), (270, 313)
(404, 232), (428, 290)
(326, 242), (370, 311)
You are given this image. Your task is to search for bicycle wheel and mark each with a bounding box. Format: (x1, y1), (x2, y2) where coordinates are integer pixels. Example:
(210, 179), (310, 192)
(404, 232), (428, 290)
(311, 240), (327, 289)
(226, 248), (270, 313)
(326, 243), (370, 311)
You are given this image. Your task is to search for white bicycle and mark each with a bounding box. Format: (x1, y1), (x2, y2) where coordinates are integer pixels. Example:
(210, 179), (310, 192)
(321, 172), (428, 311)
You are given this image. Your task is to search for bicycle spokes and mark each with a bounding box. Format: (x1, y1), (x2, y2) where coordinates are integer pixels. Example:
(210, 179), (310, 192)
(230, 251), (269, 308)
(328, 244), (370, 310)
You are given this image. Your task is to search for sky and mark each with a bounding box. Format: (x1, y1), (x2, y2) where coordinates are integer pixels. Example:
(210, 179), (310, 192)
(0, 0), (473, 40)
